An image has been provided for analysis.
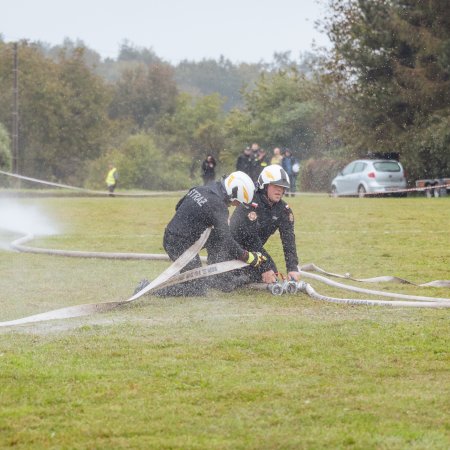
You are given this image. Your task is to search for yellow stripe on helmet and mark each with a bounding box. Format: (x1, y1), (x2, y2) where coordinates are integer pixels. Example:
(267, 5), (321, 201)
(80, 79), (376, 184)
(227, 174), (235, 186)
(243, 186), (249, 203)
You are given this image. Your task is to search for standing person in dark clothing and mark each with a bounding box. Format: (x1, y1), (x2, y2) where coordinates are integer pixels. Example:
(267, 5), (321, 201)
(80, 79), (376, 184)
(201, 154), (217, 185)
(137, 171), (266, 297)
(235, 146), (255, 178)
(229, 164), (301, 285)
(251, 147), (270, 182)
(250, 142), (260, 155)
(281, 148), (300, 196)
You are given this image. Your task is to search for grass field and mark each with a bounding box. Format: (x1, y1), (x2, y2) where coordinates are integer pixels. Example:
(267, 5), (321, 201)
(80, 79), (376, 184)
(0, 193), (449, 449)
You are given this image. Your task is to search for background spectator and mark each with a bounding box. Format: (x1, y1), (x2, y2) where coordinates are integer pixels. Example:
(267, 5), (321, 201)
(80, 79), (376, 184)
(282, 148), (299, 196)
(252, 147), (270, 182)
(201, 154), (217, 185)
(236, 146), (255, 178)
(250, 143), (260, 157)
(105, 163), (118, 196)
(270, 147), (283, 165)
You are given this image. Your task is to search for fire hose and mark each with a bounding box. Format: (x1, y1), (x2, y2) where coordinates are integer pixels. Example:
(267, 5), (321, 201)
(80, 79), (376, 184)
(1, 166), (449, 325)
(0, 229), (247, 327)
(1, 232), (449, 328)
(249, 270), (450, 308)
(300, 263), (450, 288)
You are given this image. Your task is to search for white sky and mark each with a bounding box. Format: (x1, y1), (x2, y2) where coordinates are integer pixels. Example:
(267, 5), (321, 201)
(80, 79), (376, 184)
(1, 0), (331, 63)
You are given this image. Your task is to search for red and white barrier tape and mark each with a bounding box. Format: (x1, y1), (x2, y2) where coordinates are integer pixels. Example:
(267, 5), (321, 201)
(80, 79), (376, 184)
(331, 183), (450, 197)
(362, 183), (450, 196)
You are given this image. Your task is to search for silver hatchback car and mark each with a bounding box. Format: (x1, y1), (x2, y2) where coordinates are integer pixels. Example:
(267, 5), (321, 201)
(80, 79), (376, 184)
(331, 159), (407, 197)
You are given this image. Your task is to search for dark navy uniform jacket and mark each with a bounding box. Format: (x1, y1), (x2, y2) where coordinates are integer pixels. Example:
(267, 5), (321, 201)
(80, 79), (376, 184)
(236, 153), (255, 178)
(230, 190), (299, 273)
(165, 181), (248, 261)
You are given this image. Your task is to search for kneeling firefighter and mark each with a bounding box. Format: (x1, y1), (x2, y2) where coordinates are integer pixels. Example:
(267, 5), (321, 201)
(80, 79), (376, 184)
(136, 171), (267, 297)
(209, 165), (300, 285)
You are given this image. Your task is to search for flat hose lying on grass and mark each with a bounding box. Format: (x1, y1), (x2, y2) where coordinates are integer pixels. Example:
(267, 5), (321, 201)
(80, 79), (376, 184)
(2, 233), (450, 328)
(298, 269), (450, 303)
(1, 229), (208, 327)
(0, 259), (247, 327)
(301, 263), (450, 288)
(1, 230), (247, 327)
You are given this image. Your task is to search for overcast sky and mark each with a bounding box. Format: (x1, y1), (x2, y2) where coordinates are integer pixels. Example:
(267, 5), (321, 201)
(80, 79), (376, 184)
(1, 0), (331, 63)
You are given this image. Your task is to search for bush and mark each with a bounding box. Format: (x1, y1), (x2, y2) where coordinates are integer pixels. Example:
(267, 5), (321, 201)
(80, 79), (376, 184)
(85, 133), (193, 191)
(300, 158), (346, 192)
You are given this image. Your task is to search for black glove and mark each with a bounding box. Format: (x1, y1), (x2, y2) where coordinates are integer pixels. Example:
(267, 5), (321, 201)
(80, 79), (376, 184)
(246, 251), (267, 268)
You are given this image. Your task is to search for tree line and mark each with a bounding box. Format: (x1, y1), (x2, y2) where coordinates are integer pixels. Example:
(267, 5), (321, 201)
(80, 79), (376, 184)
(0, 0), (448, 191)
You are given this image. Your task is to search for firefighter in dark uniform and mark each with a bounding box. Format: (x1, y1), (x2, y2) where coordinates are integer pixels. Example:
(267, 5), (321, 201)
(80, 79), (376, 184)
(138, 171), (266, 297)
(229, 164), (301, 285)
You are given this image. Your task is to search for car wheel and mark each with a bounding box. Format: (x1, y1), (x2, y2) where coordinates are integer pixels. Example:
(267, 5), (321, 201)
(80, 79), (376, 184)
(331, 185), (338, 197)
(357, 185), (366, 198)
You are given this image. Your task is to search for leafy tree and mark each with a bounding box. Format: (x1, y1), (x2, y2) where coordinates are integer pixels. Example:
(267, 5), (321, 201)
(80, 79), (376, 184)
(322, 0), (450, 179)
(109, 63), (178, 130)
(404, 114), (450, 178)
(51, 48), (115, 180)
(224, 69), (323, 161)
(175, 57), (264, 111)
(36, 38), (103, 70)
(156, 93), (226, 177)
(117, 40), (162, 65)
(174, 54), (317, 112)
(0, 42), (114, 183)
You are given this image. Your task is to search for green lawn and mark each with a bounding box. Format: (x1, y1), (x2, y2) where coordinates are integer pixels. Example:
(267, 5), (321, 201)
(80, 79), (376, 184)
(0, 194), (449, 449)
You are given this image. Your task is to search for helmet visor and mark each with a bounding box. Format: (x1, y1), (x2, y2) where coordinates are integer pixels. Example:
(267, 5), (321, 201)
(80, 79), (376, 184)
(267, 168), (290, 189)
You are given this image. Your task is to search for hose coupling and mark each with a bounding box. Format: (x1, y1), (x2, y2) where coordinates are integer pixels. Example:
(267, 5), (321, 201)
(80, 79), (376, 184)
(268, 282), (284, 296)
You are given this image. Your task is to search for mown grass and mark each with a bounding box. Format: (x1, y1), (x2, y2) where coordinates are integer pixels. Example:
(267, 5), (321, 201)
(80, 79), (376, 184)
(0, 194), (449, 449)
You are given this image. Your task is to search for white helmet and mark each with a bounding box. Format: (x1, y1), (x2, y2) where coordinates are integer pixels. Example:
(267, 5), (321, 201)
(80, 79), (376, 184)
(224, 171), (255, 205)
(257, 164), (290, 189)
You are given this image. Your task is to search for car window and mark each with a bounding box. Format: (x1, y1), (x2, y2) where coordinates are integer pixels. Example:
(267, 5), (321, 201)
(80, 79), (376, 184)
(342, 162), (355, 175)
(353, 162), (366, 173)
(374, 161), (401, 172)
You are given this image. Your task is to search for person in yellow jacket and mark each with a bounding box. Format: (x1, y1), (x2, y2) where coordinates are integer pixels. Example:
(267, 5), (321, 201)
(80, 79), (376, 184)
(105, 164), (118, 196)
(270, 147), (283, 166)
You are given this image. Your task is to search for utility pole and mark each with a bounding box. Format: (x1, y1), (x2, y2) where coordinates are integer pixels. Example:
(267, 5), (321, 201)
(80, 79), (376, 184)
(12, 42), (19, 178)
